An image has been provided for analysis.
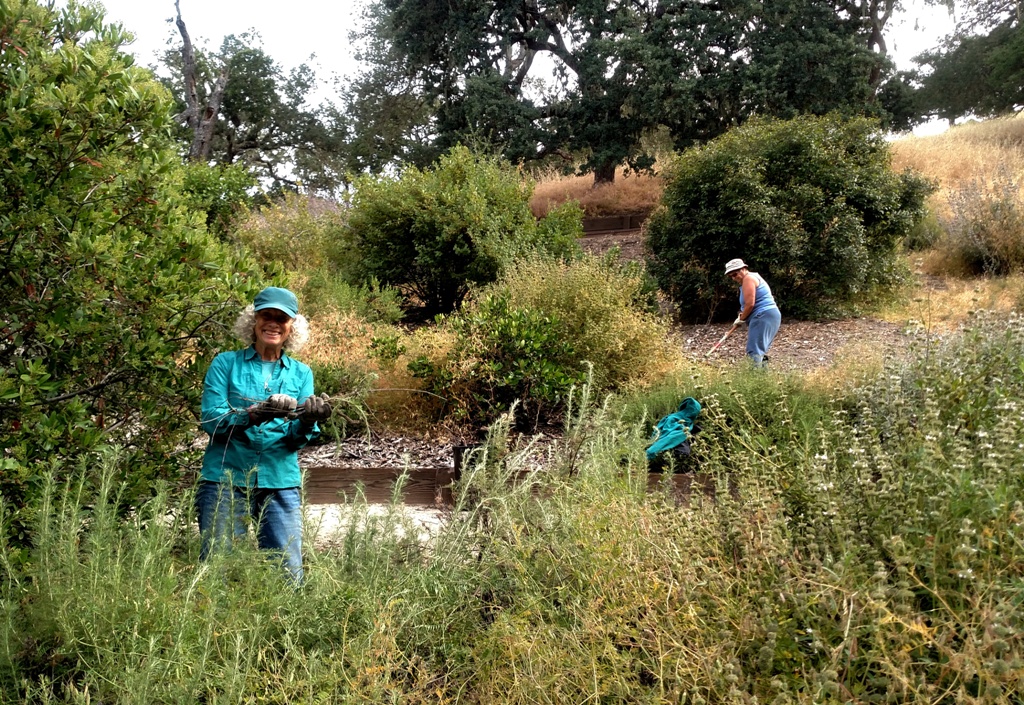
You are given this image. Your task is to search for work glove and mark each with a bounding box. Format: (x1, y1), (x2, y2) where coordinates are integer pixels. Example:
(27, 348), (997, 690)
(298, 393), (332, 427)
(733, 316), (747, 326)
(247, 394), (298, 426)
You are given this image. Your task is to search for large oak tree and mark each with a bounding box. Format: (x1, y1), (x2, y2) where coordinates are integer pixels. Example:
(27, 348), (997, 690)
(351, 0), (898, 184)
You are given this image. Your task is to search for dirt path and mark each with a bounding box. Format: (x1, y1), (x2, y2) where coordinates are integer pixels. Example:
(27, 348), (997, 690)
(681, 317), (908, 371)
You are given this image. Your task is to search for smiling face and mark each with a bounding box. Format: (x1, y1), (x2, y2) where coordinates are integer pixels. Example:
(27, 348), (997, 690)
(254, 308), (293, 354)
(727, 268), (747, 283)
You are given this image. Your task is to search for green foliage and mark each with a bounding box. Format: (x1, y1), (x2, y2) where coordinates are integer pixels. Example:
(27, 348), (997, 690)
(409, 256), (680, 428)
(646, 114), (935, 320)
(903, 207), (944, 251)
(0, 0), (262, 544)
(360, 0), (890, 183)
(499, 256), (678, 391)
(300, 271), (404, 324)
(4, 314), (1024, 702)
(915, 19), (1024, 123)
(178, 161), (257, 239)
(161, 31), (348, 193)
(616, 366), (834, 465)
(410, 293), (587, 428)
(346, 146), (582, 316)
(939, 162), (1024, 275)
(231, 192), (405, 321)
(232, 191), (344, 271)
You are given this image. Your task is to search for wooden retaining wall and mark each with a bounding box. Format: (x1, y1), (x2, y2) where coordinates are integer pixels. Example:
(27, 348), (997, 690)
(304, 464), (717, 506)
(581, 214), (648, 235)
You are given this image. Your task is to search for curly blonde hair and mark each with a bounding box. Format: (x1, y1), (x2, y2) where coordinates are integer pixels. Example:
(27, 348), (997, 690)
(232, 304), (310, 354)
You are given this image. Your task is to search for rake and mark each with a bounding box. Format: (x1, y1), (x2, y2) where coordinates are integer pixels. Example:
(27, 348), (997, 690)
(704, 323), (739, 358)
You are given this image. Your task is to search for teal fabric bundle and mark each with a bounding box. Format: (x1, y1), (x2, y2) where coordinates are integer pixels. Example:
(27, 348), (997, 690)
(646, 397), (702, 460)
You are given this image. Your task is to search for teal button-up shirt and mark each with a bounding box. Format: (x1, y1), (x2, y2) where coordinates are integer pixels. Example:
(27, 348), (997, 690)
(200, 346), (318, 488)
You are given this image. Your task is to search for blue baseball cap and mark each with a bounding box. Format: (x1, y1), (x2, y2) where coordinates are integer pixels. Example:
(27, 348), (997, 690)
(253, 287), (299, 318)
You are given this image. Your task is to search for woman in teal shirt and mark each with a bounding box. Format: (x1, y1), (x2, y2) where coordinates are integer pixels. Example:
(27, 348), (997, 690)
(197, 287), (331, 583)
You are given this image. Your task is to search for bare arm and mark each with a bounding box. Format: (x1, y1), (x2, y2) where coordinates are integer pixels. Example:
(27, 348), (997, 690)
(740, 274), (757, 320)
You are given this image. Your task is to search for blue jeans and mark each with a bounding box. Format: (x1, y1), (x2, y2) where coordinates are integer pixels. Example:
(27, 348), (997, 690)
(195, 482), (304, 584)
(746, 307), (782, 366)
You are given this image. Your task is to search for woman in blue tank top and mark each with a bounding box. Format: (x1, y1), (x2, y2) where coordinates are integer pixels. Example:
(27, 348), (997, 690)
(724, 258), (781, 367)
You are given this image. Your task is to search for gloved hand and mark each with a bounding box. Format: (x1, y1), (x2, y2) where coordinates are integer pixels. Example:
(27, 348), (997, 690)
(247, 394), (298, 426)
(733, 315), (746, 326)
(267, 394), (298, 412)
(297, 393), (332, 426)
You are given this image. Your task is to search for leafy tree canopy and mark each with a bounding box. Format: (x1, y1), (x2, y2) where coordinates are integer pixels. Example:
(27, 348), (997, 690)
(343, 146), (582, 316)
(160, 23), (348, 194)
(349, 0), (899, 182)
(914, 18), (1024, 121)
(0, 0), (264, 544)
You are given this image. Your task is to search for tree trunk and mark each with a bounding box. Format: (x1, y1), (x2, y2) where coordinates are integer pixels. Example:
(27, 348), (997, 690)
(592, 160), (616, 185)
(175, 0), (229, 162)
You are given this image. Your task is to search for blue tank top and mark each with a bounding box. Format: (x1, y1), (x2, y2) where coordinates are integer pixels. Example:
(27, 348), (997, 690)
(738, 272), (778, 315)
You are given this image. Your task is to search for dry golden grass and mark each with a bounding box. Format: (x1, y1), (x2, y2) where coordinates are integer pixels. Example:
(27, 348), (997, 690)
(530, 167), (664, 218)
(300, 310), (450, 433)
(301, 310), (378, 370)
(875, 258), (1024, 331)
(891, 114), (1024, 218)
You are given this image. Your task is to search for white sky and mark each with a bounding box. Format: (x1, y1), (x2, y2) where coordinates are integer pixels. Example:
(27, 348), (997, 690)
(91, 0), (365, 81)
(88, 0), (958, 135)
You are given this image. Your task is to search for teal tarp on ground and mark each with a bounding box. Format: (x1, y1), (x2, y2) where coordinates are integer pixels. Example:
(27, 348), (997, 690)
(645, 397), (701, 460)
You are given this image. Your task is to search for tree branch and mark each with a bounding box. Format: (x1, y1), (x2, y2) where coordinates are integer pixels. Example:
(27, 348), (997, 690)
(176, 0), (229, 161)
(36, 369), (129, 406)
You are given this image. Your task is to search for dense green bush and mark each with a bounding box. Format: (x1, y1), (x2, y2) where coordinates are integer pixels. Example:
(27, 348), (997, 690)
(0, 0), (262, 545)
(344, 146), (583, 316)
(178, 162), (257, 239)
(299, 271), (404, 323)
(499, 256), (679, 390)
(409, 257), (681, 428)
(232, 191), (347, 273)
(410, 293), (587, 428)
(231, 192), (405, 321)
(903, 208), (943, 252)
(646, 114), (934, 320)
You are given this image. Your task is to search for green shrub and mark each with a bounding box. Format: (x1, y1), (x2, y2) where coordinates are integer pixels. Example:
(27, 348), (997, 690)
(499, 256), (679, 390)
(345, 145), (582, 316)
(409, 293), (587, 428)
(0, 0), (262, 546)
(939, 162), (1024, 275)
(903, 207), (943, 251)
(409, 256), (682, 428)
(178, 162), (257, 239)
(646, 114), (935, 320)
(232, 192), (409, 320)
(299, 271), (404, 323)
(232, 191), (349, 274)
